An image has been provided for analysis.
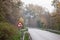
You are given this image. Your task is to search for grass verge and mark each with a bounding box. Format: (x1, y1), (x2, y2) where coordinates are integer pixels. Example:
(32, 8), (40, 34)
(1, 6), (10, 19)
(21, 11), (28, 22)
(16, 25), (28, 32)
(46, 29), (60, 34)
(24, 32), (29, 40)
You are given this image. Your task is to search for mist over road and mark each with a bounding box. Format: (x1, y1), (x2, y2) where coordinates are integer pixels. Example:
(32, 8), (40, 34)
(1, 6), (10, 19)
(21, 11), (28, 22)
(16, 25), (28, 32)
(28, 28), (60, 40)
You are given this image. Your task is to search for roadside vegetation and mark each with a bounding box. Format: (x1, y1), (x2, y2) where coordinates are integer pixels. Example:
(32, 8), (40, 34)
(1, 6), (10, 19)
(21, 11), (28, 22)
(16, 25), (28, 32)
(0, 0), (23, 40)
(0, 22), (21, 40)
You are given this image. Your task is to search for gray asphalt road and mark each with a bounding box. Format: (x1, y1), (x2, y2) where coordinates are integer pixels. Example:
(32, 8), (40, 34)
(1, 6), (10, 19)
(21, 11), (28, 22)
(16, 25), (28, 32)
(28, 28), (60, 40)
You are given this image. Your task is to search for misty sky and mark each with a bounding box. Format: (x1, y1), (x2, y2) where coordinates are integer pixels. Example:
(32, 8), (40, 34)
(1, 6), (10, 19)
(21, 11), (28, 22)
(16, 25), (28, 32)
(21, 0), (55, 13)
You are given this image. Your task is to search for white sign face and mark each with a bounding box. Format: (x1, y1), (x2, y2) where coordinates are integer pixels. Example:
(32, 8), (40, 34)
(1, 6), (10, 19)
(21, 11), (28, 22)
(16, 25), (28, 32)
(18, 23), (23, 27)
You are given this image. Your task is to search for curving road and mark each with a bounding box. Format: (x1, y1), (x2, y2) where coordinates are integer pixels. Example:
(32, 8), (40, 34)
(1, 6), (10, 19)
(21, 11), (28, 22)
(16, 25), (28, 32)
(28, 28), (60, 40)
